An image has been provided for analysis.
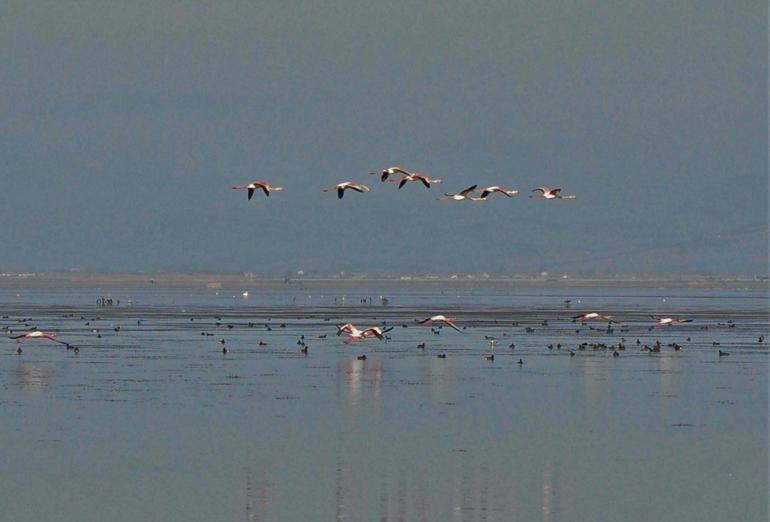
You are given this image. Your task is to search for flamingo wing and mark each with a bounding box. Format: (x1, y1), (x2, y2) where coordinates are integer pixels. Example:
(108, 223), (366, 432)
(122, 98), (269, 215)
(414, 174), (431, 188)
(443, 319), (462, 332)
(362, 328), (384, 340)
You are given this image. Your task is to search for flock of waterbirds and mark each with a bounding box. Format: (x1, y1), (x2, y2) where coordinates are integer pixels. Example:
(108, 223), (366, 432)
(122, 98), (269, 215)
(232, 166), (576, 201)
(4, 303), (765, 364)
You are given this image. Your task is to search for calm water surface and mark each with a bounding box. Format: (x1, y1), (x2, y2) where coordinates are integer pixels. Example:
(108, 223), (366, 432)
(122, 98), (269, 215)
(1, 285), (767, 521)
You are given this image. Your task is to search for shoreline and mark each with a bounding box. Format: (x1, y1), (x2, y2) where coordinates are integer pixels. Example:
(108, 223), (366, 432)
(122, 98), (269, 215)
(0, 272), (766, 291)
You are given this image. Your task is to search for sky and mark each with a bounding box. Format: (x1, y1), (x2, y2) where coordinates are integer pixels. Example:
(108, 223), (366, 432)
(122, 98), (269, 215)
(1, 1), (766, 275)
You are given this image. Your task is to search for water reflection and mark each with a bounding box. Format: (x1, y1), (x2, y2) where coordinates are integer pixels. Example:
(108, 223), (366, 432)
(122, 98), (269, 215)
(14, 363), (58, 389)
(425, 355), (453, 404)
(326, 453), (574, 520)
(338, 358), (383, 407)
(542, 461), (553, 520)
(244, 468), (270, 522)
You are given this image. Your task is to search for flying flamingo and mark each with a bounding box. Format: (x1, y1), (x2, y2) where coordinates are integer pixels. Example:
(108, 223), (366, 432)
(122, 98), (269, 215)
(10, 331), (61, 343)
(529, 187), (576, 200)
(337, 323), (392, 343)
(232, 181), (284, 200)
(572, 313), (613, 322)
(418, 315), (463, 332)
(396, 173), (443, 189)
(336, 323), (358, 336)
(476, 186), (519, 199)
(370, 167), (412, 182)
(324, 182), (371, 199)
(650, 316), (693, 325)
(438, 185), (478, 201)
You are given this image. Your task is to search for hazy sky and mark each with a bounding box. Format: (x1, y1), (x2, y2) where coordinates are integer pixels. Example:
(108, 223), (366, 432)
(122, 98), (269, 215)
(1, 1), (766, 275)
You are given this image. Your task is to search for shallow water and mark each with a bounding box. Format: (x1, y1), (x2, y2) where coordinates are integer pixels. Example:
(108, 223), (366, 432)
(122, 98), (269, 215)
(1, 285), (767, 521)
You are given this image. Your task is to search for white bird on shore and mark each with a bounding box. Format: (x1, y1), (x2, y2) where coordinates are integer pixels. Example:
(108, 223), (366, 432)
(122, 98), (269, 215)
(232, 181), (284, 200)
(438, 185), (478, 201)
(529, 187), (576, 200)
(418, 315), (462, 332)
(572, 313), (612, 322)
(324, 182), (371, 199)
(476, 186), (519, 199)
(650, 316), (693, 325)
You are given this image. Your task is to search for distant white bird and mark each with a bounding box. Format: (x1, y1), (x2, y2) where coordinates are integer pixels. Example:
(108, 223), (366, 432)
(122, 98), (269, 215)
(324, 182), (371, 199)
(650, 315), (693, 325)
(476, 186), (519, 199)
(418, 315), (462, 332)
(396, 172), (443, 189)
(572, 313), (612, 322)
(371, 167), (411, 182)
(529, 187), (576, 200)
(438, 185), (478, 201)
(232, 181), (284, 200)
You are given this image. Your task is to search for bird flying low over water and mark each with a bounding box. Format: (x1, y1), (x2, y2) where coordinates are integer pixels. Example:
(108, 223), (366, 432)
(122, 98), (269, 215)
(324, 182), (371, 199)
(371, 166), (412, 182)
(232, 181), (284, 200)
(396, 172), (443, 189)
(476, 186), (519, 199)
(10, 331), (60, 343)
(650, 316), (693, 325)
(337, 323), (392, 343)
(529, 187), (576, 200)
(438, 185), (478, 201)
(418, 315), (462, 332)
(573, 313), (613, 322)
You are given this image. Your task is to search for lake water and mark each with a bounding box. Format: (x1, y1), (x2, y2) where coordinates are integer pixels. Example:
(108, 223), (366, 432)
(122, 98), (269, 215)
(1, 284), (767, 521)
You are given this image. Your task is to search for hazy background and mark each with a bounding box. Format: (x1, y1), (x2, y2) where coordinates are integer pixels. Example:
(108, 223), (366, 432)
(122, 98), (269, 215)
(1, 1), (766, 275)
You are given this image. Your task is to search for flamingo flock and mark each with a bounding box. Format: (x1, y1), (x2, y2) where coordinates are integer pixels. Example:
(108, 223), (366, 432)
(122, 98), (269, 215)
(233, 166), (576, 203)
(8, 307), (754, 366)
